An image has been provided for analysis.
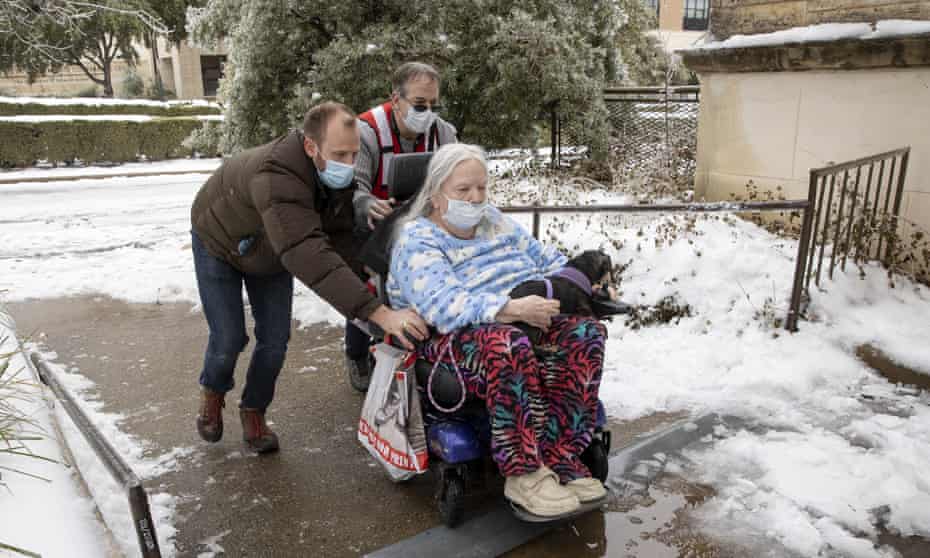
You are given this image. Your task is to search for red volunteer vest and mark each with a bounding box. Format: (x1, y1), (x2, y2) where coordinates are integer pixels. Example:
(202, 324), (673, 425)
(358, 102), (440, 200)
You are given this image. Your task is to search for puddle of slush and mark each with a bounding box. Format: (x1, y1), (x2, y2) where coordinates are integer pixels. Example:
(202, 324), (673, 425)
(505, 475), (724, 558)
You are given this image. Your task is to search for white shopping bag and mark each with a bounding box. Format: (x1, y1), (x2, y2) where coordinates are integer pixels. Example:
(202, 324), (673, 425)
(357, 343), (428, 481)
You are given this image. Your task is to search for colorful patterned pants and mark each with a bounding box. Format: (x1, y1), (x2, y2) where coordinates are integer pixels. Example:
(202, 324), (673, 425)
(420, 315), (606, 482)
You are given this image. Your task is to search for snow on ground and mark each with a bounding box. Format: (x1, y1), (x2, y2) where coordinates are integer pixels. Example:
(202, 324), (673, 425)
(0, 312), (111, 557)
(0, 158), (221, 181)
(0, 96), (218, 108)
(0, 311), (180, 557)
(0, 114), (224, 123)
(685, 19), (930, 51)
(0, 171), (343, 327)
(2, 165), (930, 556)
(0, 114), (156, 122)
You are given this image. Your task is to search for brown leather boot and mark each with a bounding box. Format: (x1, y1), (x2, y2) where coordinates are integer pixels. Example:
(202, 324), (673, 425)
(240, 408), (280, 453)
(196, 388), (225, 443)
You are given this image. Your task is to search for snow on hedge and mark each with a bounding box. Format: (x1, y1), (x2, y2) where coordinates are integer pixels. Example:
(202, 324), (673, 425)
(0, 95), (219, 108)
(0, 114), (224, 122)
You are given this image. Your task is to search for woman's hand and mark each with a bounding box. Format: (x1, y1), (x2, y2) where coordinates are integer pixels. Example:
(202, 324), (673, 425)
(496, 295), (560, 330)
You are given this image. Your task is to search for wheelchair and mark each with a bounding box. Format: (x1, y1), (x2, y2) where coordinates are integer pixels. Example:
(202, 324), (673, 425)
(350, 153), (628, 527)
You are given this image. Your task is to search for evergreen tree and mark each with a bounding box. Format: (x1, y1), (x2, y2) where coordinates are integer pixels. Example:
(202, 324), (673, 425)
(189, 0), (658, 156)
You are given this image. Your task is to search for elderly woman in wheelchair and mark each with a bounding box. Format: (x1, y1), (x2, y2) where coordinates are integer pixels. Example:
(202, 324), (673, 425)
(386, 143), (611, 519)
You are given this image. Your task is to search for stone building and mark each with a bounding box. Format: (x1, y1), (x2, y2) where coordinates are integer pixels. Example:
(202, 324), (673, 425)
(681, 1), (930, 243)
(646, 0), (712, 51)
(0, 38), (226, 100)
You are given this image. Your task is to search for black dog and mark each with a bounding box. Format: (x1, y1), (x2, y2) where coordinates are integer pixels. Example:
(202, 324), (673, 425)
(509, 250), (614, 345)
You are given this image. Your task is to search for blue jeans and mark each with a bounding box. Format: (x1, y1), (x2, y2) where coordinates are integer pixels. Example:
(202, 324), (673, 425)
(192, 231), (293, 411)
(344, 320), (371, 360)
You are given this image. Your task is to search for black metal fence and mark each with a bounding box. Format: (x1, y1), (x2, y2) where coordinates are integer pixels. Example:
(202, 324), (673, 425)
(787, 147), (910, 330)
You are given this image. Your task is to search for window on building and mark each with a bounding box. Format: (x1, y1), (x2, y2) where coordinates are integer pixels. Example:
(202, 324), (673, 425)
(200, 55), (226, 98)
(642, 0), (659, 26)
(683, 0), (709, 31)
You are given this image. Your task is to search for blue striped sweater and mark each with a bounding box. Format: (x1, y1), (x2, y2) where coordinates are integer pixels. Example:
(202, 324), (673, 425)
(387, 208), (567, 333)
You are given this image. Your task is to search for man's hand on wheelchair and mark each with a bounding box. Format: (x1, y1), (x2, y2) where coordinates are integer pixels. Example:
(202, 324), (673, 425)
(369, 305), (428, 350)
(366, 198), (396, 230)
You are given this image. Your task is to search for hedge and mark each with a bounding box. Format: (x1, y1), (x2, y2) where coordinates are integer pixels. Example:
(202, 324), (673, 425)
(0, 119), (214, 167)
(0, 101), (221, 117)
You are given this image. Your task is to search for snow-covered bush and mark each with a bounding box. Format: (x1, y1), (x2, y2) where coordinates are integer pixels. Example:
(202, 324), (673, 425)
(182, 121), (222, 158)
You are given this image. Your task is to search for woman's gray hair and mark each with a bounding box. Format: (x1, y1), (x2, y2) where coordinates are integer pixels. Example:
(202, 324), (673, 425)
(394, 143), (488, 240)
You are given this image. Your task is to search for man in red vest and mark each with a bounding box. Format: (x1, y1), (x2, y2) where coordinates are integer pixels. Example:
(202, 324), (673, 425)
(347, 62), (457, 390)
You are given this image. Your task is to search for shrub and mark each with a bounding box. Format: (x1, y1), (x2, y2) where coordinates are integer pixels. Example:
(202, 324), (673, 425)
(145, 81), (176, 101)
(120, 68), (146, 98)
(0, 101), (220, 117)
(0, 118), (207, 167)
(76, 85), (99, 98)
(182, 121), (222, 157)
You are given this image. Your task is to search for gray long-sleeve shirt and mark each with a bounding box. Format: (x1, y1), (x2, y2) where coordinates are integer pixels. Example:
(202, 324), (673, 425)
(353, 114), (458, 228)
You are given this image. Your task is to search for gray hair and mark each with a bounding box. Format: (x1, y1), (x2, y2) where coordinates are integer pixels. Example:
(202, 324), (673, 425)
(393, 143), (488, 242)
(392, 62), (440, 97)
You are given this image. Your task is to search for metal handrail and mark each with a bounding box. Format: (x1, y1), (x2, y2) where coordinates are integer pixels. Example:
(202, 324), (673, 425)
(809, 148), (910, 177)
(603, 86), (701, 95)
(29, 353), (161, 558)
(500, 200), (808, 239)
(788, 148), (910, 331)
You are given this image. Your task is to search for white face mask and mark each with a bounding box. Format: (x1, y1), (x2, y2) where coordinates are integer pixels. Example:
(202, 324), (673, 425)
(442, 193), (487, 230)
(404, 106), (437, 135)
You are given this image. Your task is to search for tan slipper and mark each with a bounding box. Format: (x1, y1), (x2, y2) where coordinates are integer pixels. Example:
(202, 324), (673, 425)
(565, 477), (607, 503)
(504, 466), (581, 517)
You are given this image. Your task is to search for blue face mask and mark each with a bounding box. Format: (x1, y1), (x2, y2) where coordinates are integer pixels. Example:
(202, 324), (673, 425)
(442, 194), (487, 230)
(318, 160), (355, 189)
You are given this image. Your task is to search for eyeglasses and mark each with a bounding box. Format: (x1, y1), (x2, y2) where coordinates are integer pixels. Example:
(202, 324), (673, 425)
(401, 95), (443, 113)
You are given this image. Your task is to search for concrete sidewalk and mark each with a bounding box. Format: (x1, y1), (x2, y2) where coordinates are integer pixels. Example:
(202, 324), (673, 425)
(10, 296), (444, 557)
(9, 296), (704, 557)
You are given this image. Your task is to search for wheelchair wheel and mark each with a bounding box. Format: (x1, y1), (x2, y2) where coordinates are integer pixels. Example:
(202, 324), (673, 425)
(438, 471), (466, 528)
(347, 352), (375, 393)
(581, 436), (609, 483)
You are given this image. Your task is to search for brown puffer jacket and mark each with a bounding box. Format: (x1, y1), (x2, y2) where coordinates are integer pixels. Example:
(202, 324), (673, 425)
(191, 130), (380, 321)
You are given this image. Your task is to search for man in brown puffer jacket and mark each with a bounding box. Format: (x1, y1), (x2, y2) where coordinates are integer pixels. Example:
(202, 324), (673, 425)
(190, 102), (427, 453)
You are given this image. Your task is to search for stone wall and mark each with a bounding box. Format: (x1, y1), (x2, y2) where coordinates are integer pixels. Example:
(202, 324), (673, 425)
(692, 67), (930, 252)
(711, 0), (930, 39)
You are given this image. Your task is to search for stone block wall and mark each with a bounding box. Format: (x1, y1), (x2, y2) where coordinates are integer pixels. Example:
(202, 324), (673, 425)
(711, 0), (930, 39)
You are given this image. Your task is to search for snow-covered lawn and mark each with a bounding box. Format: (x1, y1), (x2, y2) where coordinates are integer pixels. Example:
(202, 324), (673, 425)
(2, 167), (929, 556)
(0, 115), (223, 122)
(0, 158), (220, 182)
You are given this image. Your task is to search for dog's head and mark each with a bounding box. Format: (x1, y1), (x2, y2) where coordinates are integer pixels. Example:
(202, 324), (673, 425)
(567, 250), (613, 287)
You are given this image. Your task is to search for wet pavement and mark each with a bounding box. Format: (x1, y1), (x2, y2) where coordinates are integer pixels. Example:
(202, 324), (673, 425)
(8, 296), (733, 557)
(10, 296), (438, 557)
(505, 474), (723, 558)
